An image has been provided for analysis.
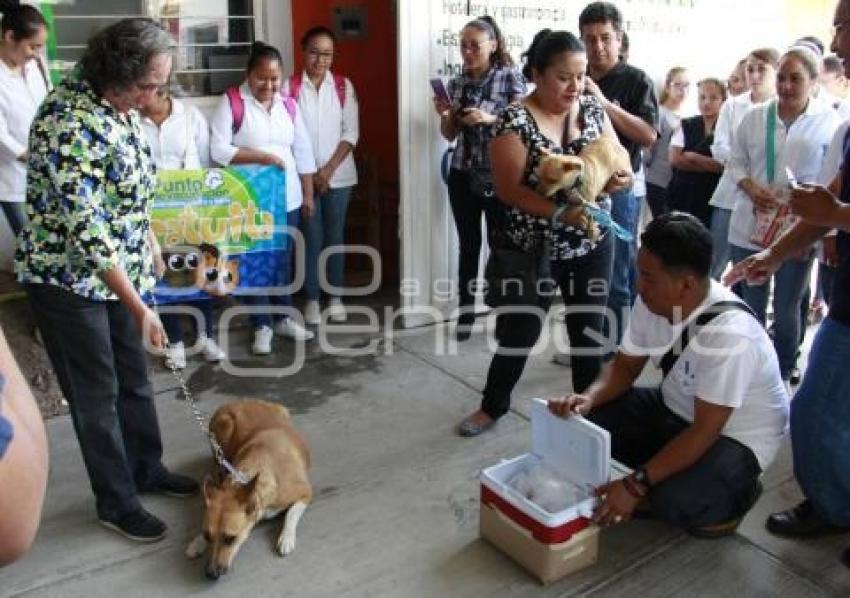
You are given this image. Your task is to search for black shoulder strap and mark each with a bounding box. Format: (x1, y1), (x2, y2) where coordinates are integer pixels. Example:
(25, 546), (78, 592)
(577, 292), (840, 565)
(659, 300), (758, 380)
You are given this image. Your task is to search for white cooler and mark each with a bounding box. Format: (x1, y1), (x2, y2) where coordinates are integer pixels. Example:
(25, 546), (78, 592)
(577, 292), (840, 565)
(480, 398), (611, 584)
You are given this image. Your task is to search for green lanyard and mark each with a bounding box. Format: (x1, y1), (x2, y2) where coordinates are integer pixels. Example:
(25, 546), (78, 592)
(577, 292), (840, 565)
(765, 101), (777, 185)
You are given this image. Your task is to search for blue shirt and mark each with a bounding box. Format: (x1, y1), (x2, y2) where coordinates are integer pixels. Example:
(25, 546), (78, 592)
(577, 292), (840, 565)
(0, 374), (12, 460)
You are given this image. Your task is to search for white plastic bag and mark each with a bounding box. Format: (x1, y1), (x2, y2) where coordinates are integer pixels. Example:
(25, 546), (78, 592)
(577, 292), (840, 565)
(508, 463), (582, 513)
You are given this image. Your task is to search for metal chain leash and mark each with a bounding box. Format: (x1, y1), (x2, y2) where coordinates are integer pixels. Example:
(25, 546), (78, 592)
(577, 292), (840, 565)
(149, 287), (250, 485)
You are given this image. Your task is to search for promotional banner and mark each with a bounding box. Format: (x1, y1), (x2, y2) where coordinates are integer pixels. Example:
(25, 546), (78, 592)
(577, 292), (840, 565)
(150, 165), (288, 304)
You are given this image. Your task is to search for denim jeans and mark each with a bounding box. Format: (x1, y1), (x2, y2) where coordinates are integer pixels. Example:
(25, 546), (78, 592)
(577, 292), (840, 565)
(249, 207), (299, 329)
(729, 244), (813, 379)
(710, 207), (733, 280)
(589, 386), (762, 529)
(26, 283), (166, 520)
(160, 299), (214, 343)
(302, 186), (353, 301)
(605, 188), (639, 344)
(791, 317), (850, 526)
(481, 232), (614, 419)
(447, 168), (502, 309)
(1, 201), (26, 236)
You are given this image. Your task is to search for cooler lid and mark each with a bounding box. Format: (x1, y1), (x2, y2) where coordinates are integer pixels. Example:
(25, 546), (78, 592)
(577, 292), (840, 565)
(530, 398), (610, 487)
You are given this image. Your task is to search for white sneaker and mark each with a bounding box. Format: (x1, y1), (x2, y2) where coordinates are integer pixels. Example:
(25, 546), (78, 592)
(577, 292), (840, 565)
(274, 318), (315, 340)
(252, 325), (273, 355)
(328, 298), (347, 322)
(304, 300), (321, 325)
(199, 335), (226, 362)
(165, 341), (186, 370)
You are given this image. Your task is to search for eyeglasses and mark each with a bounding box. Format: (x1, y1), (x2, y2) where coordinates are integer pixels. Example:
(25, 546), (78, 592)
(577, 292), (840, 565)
(307, 49), (334, 61)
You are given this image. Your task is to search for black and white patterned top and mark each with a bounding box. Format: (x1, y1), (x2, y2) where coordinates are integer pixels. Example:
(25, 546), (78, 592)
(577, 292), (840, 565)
(495, 95), (611, 261)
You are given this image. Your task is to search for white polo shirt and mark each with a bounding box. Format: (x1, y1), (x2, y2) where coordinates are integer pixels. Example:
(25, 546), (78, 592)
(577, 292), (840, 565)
(708, 92), (767, 210)
(140, 98), (210, 170)
(209, 83), (317, 212)
(283, 71), (358, 189)
(621, 280), (789, 470)
(728, 96), (841, 250)
(0, 58), (49, 202)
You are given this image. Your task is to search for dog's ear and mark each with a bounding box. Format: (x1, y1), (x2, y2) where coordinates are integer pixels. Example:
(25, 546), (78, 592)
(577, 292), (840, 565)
(238, 474), (261, 517)
(202, 473), (219, 507)
(561, 158), (583, 173)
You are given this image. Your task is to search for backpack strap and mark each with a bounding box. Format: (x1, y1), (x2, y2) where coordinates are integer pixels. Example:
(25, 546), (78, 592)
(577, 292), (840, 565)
(332, 73), (347, 107)
(225, 85), (244, 135)
(281, 95), (297, 123)
(659, 300), (758, 380)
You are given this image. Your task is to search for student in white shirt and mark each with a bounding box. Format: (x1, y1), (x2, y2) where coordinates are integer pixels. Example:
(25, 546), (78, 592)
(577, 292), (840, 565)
(209, 42), (317, 355)
(708, 48), (778, 280)
(140, 88), (225, 369)
(550, 213), (788, 537)
(0, 4), (48, 237)
(284, 26), (359, 326)
(727, 46), (841, 383)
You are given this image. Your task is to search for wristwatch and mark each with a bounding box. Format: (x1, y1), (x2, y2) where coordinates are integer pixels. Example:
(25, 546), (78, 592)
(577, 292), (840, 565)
(633, 466), (651, 488)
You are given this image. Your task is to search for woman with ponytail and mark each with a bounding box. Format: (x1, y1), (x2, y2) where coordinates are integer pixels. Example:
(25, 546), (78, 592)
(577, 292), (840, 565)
(432, 15), (526, 341)
(0, 0), (48, 237)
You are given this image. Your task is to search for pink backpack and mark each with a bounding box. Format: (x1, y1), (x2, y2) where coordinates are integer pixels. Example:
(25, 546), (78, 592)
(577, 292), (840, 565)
(226, 86), (298, 135)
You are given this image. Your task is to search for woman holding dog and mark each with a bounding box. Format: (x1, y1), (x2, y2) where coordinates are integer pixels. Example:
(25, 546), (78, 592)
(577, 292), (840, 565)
(433, 16), (526, 341)
(457, 29), (631, 436)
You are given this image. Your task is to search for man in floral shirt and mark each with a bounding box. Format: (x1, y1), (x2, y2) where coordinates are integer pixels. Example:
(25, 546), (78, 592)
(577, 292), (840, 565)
(15, 18), (197, 543)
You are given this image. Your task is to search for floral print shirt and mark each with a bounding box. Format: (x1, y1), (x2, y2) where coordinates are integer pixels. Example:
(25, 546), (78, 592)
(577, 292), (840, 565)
(494, 96), (610, 261)
(15, 70), (156, 301)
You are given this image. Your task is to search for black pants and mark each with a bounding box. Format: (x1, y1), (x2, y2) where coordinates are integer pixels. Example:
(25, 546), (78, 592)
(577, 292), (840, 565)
(26, 283), (166, 520)
(645, 182), (668, 219)
(447, 168), (502, 309)
(481, 232), (614, 419)
(588, 387), (762, 529)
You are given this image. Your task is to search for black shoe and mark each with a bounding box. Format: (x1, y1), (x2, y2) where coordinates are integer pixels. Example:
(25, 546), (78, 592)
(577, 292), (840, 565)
(99, 508), (167, 543)
(789, 367), (802, 386)
(842, 546), (850, 569)
(765, 500), (847, 538)
(456, 312), (475, 342)
(138, 471), (199, 498)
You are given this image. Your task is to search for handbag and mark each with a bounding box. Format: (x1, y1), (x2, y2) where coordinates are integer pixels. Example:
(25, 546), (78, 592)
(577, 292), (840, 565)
(484, 240), (550, 308)
(469, 166), (495, 198)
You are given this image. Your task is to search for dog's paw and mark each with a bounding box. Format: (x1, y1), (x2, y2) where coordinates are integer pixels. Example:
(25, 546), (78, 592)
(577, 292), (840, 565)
(276, 533), (296, 557)
(185, 534), (208, 559)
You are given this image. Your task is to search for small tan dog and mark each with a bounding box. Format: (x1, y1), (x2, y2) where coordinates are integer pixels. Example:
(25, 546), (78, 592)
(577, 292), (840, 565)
(535, 135), (632, 239)
(185, 400), (312, 580)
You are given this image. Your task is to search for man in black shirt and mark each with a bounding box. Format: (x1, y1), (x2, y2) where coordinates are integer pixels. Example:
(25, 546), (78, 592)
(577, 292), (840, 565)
(579, 3), (658, 346)
(724, 0), (850, 569)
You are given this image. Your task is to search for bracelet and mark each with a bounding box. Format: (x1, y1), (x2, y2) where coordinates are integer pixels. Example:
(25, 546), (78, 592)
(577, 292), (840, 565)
(622, 474), (648, 499)
(551, 204), (570, 227)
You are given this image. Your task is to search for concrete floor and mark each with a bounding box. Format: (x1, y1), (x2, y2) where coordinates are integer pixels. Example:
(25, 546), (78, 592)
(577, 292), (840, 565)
(3, 314), (850, 597)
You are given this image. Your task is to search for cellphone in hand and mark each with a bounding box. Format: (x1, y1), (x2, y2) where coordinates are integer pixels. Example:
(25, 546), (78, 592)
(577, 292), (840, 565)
(430, 77), (450, 104)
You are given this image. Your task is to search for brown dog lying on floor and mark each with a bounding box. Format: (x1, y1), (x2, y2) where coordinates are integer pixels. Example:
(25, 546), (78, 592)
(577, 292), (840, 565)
(535, 135), (632, 240)
(185, 399), (312, 580)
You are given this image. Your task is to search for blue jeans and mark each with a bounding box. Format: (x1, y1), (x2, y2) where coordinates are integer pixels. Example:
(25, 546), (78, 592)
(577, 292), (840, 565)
(710, 207), (733, 280)
(791, 317), (850, 526)
(605, 188), (639, 344)
(160, 300), (214, 343)
(302, 186), (353, 301)
(249, 207), (299, 329)
(1, 201), (26, 236)
(730, 244), (813, 379)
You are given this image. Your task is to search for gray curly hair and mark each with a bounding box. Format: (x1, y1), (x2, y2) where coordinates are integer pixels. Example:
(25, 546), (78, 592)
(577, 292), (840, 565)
(79, 18), (173, 94)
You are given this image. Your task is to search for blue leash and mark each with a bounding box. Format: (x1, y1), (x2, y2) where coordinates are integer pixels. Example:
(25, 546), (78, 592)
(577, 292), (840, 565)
(584, 203), (634, 242)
